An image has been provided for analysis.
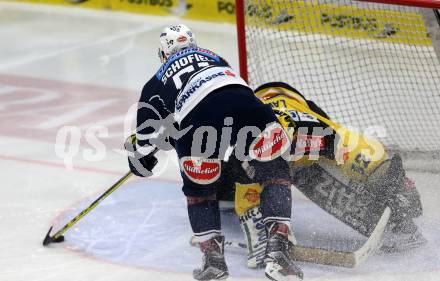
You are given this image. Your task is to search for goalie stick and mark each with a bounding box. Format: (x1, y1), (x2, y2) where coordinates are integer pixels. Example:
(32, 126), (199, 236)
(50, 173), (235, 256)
(190, 206), (391, 268)
(290, 206), (391, 268)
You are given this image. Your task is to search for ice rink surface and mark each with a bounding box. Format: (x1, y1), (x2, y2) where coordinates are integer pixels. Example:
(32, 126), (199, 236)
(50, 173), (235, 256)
(0, 2), (439, 281)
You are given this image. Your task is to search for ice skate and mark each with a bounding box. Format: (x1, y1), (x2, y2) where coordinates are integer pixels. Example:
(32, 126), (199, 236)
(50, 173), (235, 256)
(193, 235), (229, 281)
(264, 223), (303, 281)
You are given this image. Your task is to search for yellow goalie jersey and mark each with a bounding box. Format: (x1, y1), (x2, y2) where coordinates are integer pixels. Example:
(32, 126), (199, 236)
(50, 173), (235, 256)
(254, 82), (388, 182)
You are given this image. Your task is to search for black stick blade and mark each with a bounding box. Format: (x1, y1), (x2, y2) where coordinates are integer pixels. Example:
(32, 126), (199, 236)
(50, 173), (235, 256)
(43, 226), (54, 246)
(43, 226), (65, 246)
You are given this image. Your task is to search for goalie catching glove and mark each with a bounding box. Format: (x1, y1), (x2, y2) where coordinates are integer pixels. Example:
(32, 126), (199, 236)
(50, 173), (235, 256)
(124, 134), (158, 177)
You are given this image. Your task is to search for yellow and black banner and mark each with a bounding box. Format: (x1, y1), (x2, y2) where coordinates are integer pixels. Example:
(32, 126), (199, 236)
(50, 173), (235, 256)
(6, 0), (432, 46)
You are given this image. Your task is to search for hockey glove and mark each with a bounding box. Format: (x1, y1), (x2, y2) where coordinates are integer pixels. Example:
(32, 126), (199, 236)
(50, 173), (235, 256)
(124, 134), (158, 177)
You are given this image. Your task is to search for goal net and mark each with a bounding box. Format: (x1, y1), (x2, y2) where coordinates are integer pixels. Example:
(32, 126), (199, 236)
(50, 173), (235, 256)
(236, 0), (440, 154)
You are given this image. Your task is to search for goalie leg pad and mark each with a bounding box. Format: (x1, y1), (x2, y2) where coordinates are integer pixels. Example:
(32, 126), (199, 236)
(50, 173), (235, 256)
(369, 154), (423, 225)
(235, 183), (267, 268)
(238, 206), (267, 268)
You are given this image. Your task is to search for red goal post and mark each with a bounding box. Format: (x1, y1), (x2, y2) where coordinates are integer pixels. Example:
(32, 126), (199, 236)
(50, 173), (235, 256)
(235, 0), (440, 154)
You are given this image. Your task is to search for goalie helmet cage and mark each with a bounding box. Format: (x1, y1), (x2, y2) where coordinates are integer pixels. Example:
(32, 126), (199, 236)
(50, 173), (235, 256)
(235, 0), (440, 164)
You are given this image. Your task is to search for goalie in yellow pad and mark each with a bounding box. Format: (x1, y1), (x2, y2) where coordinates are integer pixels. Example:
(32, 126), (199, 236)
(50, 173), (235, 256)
(221, 82), (425, 268)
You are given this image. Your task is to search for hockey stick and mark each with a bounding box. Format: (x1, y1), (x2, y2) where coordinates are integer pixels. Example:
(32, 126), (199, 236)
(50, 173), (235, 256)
(43, 171), (133, 246)
(43, 147), (158, 246)
(190, 207), (391, 268)
(290, 206), (391, 268)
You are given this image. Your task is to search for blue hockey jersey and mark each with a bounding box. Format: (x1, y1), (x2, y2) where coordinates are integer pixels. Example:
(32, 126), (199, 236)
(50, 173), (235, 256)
(136, 47), (249, 154)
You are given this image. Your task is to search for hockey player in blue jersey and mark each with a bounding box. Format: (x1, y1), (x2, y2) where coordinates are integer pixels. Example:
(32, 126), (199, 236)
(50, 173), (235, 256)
(124, 24), (303, 281)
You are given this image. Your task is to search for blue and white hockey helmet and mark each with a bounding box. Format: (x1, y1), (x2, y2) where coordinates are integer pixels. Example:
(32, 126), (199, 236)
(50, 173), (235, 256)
(158, 24), (197, 63)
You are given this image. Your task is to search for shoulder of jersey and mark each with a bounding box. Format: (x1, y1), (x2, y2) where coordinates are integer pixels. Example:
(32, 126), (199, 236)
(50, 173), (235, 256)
(155, 47), (224, 81)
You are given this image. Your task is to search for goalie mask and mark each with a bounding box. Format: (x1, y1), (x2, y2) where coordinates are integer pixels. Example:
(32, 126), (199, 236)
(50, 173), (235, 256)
(158, 24), (197, 63)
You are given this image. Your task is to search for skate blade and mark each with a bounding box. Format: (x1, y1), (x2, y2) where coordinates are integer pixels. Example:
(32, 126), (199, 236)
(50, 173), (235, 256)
(193, 268), (229, 281)
(265, 262), (302, 281)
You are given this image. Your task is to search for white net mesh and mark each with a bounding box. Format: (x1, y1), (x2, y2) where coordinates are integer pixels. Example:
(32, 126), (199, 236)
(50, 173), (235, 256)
(243, 0), (440, 152)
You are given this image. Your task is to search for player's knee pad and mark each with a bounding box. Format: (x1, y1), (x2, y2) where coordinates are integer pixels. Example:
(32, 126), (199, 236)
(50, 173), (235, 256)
(260, 183), (292, 225)
(187, 196), (221, 242)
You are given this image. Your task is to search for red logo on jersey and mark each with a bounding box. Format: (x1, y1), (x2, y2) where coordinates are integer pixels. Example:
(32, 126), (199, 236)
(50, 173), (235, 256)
(224, 70), (236, 77)
(295, 134), (325, 153)
(181, 157), (221, 185)
(250, 123), (290, 161)
(177, 35), (187, 43)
